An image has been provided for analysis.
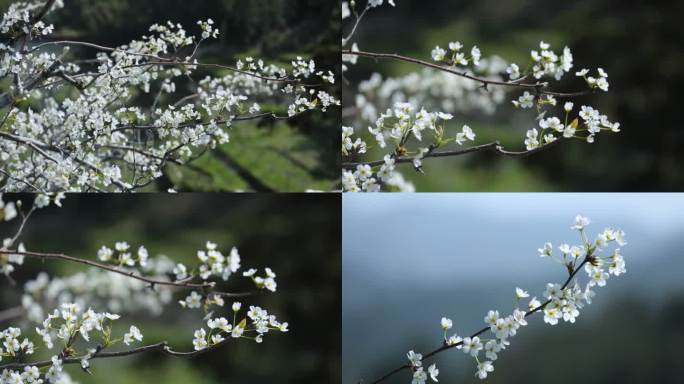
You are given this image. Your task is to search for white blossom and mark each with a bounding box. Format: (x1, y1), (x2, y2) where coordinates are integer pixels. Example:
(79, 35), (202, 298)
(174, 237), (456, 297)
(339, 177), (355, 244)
(475, 361), (494, 379)
(123, 325), (143, 345)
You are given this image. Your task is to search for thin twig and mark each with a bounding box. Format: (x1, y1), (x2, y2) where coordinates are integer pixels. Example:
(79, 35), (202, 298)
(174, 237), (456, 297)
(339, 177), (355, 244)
(8, 205), (36, 246)
(29, 0), (56, 24)
(342, 6), (370, 47)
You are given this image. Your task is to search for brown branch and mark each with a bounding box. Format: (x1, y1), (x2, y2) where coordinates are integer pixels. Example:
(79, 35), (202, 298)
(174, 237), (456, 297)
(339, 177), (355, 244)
(365, 256), (590, 384)
(0, 337), (231, 370)
(30, 41), (295, 83)
(342, 139), (562, 169)
(132, 61), (296, 83)
(109, 110), (299, 135)
(0, 250), (252, 298)
(342, 49), (590, 97)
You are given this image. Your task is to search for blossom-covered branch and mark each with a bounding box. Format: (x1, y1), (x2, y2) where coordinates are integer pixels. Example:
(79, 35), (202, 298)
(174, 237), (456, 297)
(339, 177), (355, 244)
(0, 193), (289, 383)
(341, 0), (619, 192)
(342, 49), (590, 97)
(0, 0), (339, 192)
(0, 249), (254, 294)
(0, 338), (222, 371)
(342, 139), (562, 169)
(363, 215), (627, 384)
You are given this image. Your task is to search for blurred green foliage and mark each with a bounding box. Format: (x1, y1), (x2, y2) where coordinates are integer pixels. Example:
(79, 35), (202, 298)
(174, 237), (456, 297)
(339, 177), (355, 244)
(0, 193), (341, 383)
(343, 0), (684, 191)
(0, 0), (341, 191)
(166, 120), (338, 192)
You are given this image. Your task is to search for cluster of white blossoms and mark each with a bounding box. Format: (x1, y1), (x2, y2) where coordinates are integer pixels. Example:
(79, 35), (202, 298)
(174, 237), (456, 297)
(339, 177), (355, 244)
(431, 41), (481, 67)
(0, 302), (138, 383)
(403, 215), (627, 382)
(506, 41), (574, 81)
(342, 155), (408, 192)
(192, 303), (288, 350)
(177, 243), (278, 311)
(576, 67), (610, 92)
(195, 242), (241, 281)
(0, 1), (338, 192)
(522, 102), (620, 150)
(504, 42), (618, 150)
(0, 327), (44, 384)
(342, 2), (619, 192)
(0, 194), (289, 382)
(0, 327), (34, 359)
(97, 242), (149, 268)
(175, 242), (247, 307)
(242, 267), (277, 292)
(341, 102), (474, 192)
(405, 350), (439, 384)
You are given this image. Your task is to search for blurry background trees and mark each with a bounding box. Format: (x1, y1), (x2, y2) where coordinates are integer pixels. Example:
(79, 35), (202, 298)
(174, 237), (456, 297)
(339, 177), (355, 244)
(0, 193), (341, 383)
(343, 0), (684, 191)
(0, 0), (341, 191)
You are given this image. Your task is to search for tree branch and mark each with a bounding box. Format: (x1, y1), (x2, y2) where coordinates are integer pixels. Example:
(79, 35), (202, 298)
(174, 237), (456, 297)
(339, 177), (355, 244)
(364, 257), (590, 384)
(342, 49), (590, 97)
(0, 337), (232, 370)
(342, 139), (562, 169)
(0, 250), (254, 297)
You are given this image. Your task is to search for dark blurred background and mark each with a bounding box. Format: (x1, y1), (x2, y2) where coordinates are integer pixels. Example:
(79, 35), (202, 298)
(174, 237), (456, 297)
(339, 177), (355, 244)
(0, 0), (341, 191)
(0, 193), (341, 383)
(343, 0), (684, 191)
(343, 193), (684, 383)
